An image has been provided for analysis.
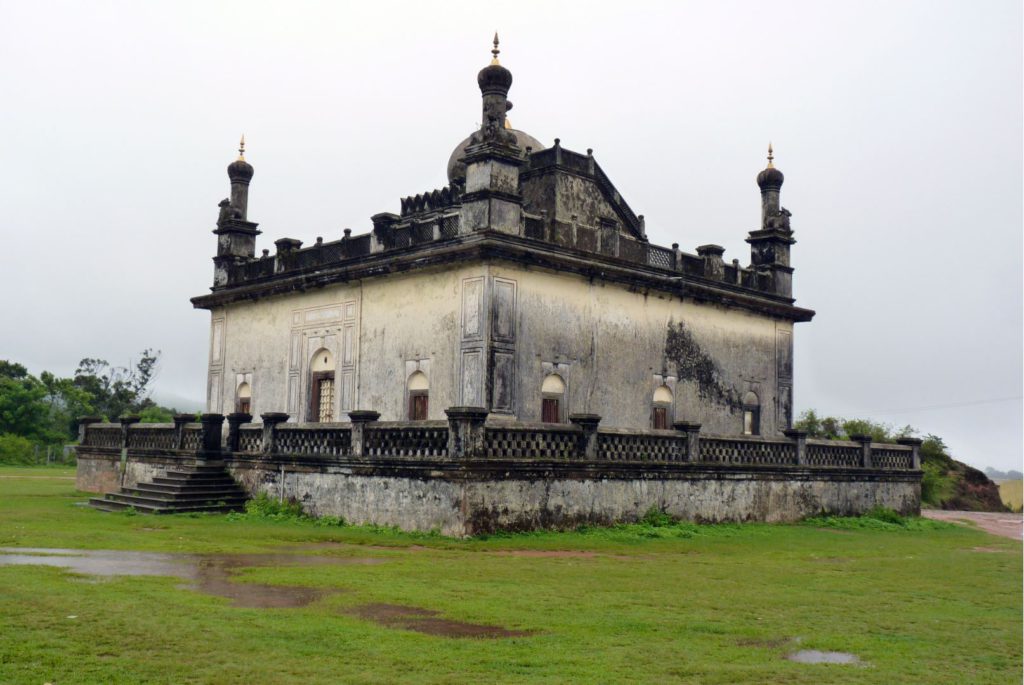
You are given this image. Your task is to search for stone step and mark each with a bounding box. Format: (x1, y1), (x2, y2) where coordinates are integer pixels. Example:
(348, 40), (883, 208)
(88, 497), (243, 515)
(123, 486), (246, 501)
(104, 491), (247, 507)
(153, 473), (236, 485)
(89, 464), (248, 516)
(130, 482), (245, 495)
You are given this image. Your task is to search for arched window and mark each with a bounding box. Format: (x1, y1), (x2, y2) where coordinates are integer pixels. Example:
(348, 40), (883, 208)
(742, 391), (760, 436)
(407, 371), (429, 421)
(652, 385), (673, 429)
(235, 382), (251, 414)
(541, 374), (565, 423)
(309, 349), (336, 423)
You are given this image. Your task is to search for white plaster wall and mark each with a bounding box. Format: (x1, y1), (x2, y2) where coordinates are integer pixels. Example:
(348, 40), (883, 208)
(211, 264), (482, 422)
(208, 258), (797, 434)
(491, 263), (794, 435)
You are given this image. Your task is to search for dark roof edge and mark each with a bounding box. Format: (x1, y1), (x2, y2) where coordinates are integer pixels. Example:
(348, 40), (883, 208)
(191, 232), (815, 323)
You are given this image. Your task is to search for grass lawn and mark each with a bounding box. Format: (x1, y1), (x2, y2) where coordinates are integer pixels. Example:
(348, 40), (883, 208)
(0, 466), (1019, 684)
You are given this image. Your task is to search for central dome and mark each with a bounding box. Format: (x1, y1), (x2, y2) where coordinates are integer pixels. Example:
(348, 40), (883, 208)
(446, 127), (545, 184)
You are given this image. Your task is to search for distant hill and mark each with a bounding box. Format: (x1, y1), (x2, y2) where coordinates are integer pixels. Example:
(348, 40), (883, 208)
(149, 390), (204, 414)
(984, 467), (1023, 481)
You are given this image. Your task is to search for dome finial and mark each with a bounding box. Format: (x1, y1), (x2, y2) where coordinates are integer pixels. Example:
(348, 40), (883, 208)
(766, 142), (774, 169)
(490, 32), (500, 65)
(237, 134), (246, 162)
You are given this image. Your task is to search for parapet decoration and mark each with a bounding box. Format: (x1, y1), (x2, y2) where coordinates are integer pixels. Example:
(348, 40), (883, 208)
(194, 43), (813, 323)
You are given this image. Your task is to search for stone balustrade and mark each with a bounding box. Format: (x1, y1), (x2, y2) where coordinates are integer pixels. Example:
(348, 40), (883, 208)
(78, 410), (919, 470)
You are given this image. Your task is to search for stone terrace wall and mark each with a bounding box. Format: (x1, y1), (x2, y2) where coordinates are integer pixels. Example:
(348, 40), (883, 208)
(76, 410), (923, 535)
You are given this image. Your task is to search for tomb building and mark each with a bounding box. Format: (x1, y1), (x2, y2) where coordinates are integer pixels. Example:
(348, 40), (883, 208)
(191, 37), (812, 438)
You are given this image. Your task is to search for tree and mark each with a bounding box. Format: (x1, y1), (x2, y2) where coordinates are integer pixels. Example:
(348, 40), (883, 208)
(0, 372), (52, 441)
(72, 349), (161, 420)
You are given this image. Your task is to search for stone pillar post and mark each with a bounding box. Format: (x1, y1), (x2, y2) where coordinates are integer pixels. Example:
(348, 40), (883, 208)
(225, 412), (252, 453)
(445, 407), (489, 460)
(673, 421), (702, 462)
(348, 410), (381, 458)
(696, 244), (726, 280)
(851, 434), (873, 468)
(260, 413), (290, 456)
(569, 414), (601, 460)
(897, 437), (923, 470)
(77, 416), (103, 444)
(118, 415), (141, 449)
(783, 429), (808, 465)
(172, 414), (193, 449)
(199, 413), (225, 460)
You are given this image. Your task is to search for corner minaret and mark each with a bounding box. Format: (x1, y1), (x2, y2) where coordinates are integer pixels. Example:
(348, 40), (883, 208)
(459, 34), (525, 235)
(227, 135), (254, 220)
(212, 137), (261, 287)
(747, 144), (796, 298)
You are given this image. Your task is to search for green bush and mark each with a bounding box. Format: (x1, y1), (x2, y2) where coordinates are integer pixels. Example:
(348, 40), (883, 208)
(245, 493), (305, 519)
(227, 492), (345, 527)
(0, 433), (35, 464)
(640, 506), (676, 528)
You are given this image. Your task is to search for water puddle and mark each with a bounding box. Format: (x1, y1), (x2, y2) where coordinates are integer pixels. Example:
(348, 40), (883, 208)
(0, 547), (384, 608)
(344, 602), (533, 639)
(786, 649), (862, 665)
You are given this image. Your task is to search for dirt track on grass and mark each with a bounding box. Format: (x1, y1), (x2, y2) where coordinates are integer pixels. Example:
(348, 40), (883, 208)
(921, 510), (1022, 541)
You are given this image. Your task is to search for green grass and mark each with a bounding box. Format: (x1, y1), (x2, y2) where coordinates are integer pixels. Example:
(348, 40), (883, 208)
(0, 466), (1020, 684)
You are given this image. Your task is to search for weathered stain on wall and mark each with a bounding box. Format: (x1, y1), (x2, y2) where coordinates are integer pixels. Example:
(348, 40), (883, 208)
(664, 320), (737, 410)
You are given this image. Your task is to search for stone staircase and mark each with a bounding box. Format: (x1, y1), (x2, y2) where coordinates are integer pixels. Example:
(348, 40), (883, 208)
(88, 462), (248, 514)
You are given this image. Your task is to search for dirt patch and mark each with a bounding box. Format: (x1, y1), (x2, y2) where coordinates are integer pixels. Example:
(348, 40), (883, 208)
(971, 546), (1009, 553)
(921, 510), (1023, 541)
(489, 550), (597, 559)
(0, 547), (384, 608)
(344, 602), (533, 639)
(736, 637), (791, 648)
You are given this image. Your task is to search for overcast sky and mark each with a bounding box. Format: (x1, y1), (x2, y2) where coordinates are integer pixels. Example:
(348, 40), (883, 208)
(1, 1), (1020, 471)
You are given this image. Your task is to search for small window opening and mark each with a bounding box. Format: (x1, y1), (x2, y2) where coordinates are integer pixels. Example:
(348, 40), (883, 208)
(541, 374), (566, 423)
(652, 385), (672, 429)
(236, 382), (252, 414)
(407, 371), (429, 421)
(742, 391), (760, 436)
(309, 349), (336, 423)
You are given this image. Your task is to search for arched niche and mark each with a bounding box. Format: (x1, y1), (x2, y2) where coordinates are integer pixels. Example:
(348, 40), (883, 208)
(309, 348), (336, 422)
(407, 371), (429, 420)
(541, 373), (565, 423)
(652, 384), (673, 429)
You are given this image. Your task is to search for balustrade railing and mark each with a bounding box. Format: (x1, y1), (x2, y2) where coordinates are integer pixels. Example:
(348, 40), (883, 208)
(597, 429), (684, 462)
(805, 440), (863, 468)
(237, 426), (263, 453)
(274, 424), (352, 457)
(78, 412), (919, 472)
(484, 423), (579, 460)
(127, 424), (177, 450)
(364, 422), (448, 458)
(701, 436), (796, 466)
(82, 424), (122, 448)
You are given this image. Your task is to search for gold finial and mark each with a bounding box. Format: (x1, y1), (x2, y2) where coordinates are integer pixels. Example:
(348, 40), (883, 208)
(766, 142), (774, 169)
(490, 32), (500, 65)
(237, 134), (246, 162)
